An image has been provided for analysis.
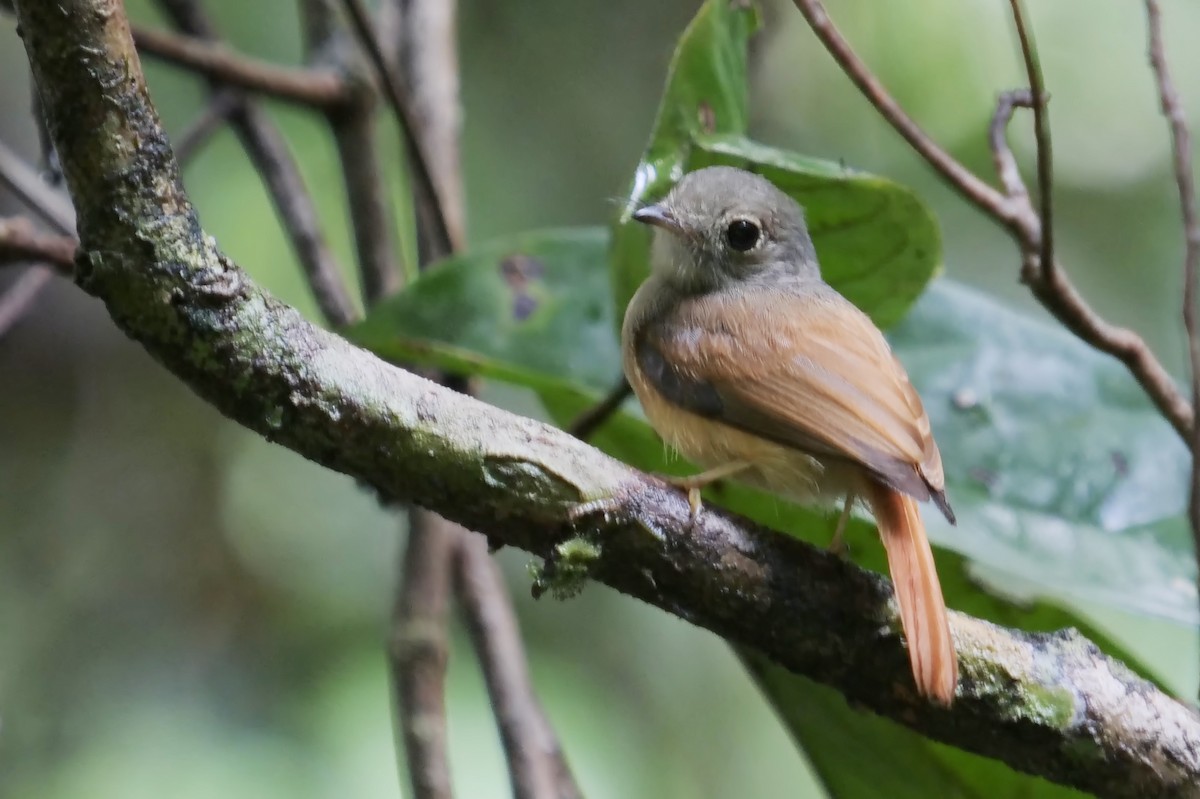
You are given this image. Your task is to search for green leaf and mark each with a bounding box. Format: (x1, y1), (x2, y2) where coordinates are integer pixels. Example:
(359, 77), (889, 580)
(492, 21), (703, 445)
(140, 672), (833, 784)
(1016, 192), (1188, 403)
(688, 134), (941, 328)
(610, 0), (759, 318)
(348, 228), (616, 395)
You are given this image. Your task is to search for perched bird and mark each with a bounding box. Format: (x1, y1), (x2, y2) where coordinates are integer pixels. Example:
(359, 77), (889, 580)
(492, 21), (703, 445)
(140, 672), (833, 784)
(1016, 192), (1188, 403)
(622, 166), (957, 703)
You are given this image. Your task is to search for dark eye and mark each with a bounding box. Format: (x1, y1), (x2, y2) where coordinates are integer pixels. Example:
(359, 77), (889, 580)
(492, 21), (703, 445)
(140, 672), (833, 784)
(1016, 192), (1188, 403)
(725, 218), (760, 252)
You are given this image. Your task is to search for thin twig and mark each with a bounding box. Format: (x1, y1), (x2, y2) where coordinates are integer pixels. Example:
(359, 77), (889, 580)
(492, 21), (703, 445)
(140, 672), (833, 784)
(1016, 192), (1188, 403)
(568, 378), (632, 441)
(133, 25), (351, 109)
(988, 90), (1034, 201)
(155, 0), (358, 327)
(338, 0), (459, 258)
(172, 90), (240, 163)
(789, 0), (1013, 227)
(454, 537), (583, 799)
(391, 510), (459, 799)
(0, 216), (76, 270)
(0, 139), (74, 234)
(298, 0), (404, 303)
(1144, 0), (1200, 689)
(0, 267), (53, 337)
(792, 0), (1196, 446)
(1008, 0), (1055, 281)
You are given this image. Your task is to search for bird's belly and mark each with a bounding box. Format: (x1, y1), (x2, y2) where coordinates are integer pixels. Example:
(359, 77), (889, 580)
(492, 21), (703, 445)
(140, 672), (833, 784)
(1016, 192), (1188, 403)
(634, 379), (858, 504)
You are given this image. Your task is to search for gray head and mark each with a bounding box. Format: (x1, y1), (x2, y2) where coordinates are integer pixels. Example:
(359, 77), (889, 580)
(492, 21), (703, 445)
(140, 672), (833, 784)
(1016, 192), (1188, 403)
(633, 166), (820, 291)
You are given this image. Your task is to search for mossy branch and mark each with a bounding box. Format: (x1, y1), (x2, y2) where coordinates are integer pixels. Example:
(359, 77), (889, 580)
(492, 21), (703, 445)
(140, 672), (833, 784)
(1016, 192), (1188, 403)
(11, 1), (1200, 796)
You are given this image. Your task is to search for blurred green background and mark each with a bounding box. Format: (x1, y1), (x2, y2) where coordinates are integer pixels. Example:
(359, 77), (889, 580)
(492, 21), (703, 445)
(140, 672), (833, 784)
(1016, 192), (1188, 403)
(3, 1), (1200, 796)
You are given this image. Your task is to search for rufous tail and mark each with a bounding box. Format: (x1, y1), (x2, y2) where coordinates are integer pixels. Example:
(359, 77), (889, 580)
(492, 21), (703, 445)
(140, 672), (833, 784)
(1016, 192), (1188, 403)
(866, 482), (957, 704)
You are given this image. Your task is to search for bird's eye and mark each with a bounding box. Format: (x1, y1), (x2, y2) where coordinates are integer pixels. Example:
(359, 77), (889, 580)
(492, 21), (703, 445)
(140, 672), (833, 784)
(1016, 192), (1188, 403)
(725, 218), (761, 252)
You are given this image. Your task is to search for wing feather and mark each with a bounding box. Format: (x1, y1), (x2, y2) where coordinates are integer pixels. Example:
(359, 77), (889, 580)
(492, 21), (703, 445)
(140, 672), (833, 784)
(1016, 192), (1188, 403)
(637, 285), (949, 510)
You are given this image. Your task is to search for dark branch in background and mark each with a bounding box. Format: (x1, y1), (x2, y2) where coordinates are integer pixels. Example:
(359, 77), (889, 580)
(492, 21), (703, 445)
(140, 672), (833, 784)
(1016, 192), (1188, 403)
(0, 216), (75, 270)
(133, 25), (351, 109)
(0, 136), (73, 337)
(455, 537), (583, 799)
(299, 0), (404, 303)
(338, 0), (460, 258)
(154, 0), (358, 328)
(171, 90), (240, 164)
(0, 139), (75, 233)
(568, 378), (632, 441)
(0, 267), (51, 336)
(390, 510), (459, 799)
(1007, 0), (1054, 282)
(1143, 0), (1200, 690)
(360, 0), (581, 794)
(12, 3), (1200, 794)
(789, 0), (1194, 445)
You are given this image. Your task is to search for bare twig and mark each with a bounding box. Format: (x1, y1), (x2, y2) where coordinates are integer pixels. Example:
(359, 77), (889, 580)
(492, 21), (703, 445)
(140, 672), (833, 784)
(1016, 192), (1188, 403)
(0, 267), (53, 337)
(155, 0), (358, 328)
(338, 0), (459, 258)
(391, 510), (460, 799)
(988, 90), (1034, 201)
(792, 0), (1195, 446)
(454, 537), (583, 799)
(133, 25), (351, 109)
(1007, 0), (1055, 281)
(0, 216), (76, 270)
(1144, 0), (1200, 688)
(789, 0), (1013, 226)
(299, 0), (404, 303)
(0, 139), (74, 233)
(172, 90), (240, 163)
(568, 379), (632, 441)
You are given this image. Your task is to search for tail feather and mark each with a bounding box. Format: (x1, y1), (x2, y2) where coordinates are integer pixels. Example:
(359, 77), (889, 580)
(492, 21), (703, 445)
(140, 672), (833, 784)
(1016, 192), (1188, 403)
(866, 482), (957, 704)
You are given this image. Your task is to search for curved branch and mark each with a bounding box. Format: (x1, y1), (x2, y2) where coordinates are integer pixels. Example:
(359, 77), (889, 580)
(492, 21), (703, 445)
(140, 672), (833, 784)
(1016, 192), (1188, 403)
(13, 2), (1200, 797)
(133, 25), (351, 108)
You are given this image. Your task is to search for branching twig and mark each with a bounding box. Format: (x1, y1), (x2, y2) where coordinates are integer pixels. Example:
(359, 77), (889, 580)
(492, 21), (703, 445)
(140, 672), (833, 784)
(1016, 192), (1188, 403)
(454, 537), (583, 799)
(568, 379), (632, 441)
(790, 0), (1195, 446)
(337, 0), (459, 258)
(1144, 0), (1200, 688)
(155, 0), (358, 328)
(1007, 0), (1054, 281)
(133, 25), (351, 109)
(13, 5), (1200, 792)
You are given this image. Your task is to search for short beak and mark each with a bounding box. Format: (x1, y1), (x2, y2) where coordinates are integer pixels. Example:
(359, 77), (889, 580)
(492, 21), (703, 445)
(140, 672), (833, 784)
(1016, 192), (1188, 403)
(632, 204), (684, 234)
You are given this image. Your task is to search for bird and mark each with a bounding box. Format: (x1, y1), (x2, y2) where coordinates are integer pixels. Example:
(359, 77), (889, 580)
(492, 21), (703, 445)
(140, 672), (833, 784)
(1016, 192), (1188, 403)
(621, 165), (957, 703)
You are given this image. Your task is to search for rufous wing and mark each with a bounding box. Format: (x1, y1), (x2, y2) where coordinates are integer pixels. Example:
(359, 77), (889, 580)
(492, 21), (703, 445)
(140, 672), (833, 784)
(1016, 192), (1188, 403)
(634, 285), (952, 521)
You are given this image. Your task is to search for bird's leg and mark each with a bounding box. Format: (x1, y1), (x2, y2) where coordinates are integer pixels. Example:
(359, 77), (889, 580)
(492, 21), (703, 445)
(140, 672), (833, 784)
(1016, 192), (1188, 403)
(661, 461), (751, 522)
(829, 494), (854, 558)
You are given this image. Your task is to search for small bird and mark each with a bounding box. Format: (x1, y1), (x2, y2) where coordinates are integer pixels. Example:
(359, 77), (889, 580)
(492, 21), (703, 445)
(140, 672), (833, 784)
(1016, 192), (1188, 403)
(622, 166), (957, 703)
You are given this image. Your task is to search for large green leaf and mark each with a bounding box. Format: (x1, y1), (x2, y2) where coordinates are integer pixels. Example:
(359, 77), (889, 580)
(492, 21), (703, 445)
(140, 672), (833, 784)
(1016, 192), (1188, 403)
(610, 0), (759, 318)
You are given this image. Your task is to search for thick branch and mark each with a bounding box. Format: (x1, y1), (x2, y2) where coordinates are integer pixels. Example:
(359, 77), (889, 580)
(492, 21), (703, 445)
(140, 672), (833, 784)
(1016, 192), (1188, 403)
(14, 2), (1200, 796)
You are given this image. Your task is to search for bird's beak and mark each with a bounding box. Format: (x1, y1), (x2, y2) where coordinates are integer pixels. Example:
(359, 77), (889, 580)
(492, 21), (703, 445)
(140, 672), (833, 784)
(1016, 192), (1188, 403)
(633, 204), (684, 235)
